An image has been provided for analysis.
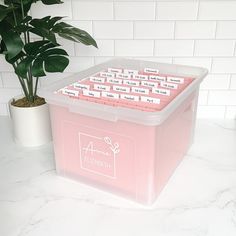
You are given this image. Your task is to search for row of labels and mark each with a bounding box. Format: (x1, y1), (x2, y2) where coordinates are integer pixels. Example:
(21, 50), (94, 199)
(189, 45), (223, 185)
(98, 68), (185, 84)
(107, 67), (160, 75)
(74, 81), (177, 93)
(89, 76), (180, 88)
(98, 73), (185, 84)
(61, 88), (161, 104)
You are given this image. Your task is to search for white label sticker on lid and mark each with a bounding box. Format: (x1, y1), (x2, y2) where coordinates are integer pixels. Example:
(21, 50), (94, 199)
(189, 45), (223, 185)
(149, 75), (166, 82)
(152, 88), (170, 96)
(100, 72), (115, 78)
(94, 84), (110, 91)
(141, 81), (158, 88)
(144, 68), (159, 74)
(90, 76), (105, 83)
(102, 91), (119, 99)
(123, 69), (139, 75)
(161, 81), (178, 89)
(83, 90), (100, 98)
(108, 67), (123, 73)
(141, 96), (160, 104)
(167, 76), (184, 84)
(106, 78), (123, 85)
(113, 85), (130, 93)
(116, 72), (132, 80)
(134, 74), (148, 80)
(62, 88), (79, 97)
(120, 94), (139, 102)
(123, 80), (140, 86)
(73, 83), (90, 90)
(131, 87), (149, 95)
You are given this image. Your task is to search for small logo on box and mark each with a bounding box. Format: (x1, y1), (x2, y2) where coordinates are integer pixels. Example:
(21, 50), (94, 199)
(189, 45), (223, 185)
(79, 133), (120, 179)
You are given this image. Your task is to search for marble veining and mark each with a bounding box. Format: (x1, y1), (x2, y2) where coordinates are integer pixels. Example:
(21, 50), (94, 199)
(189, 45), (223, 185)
(0, 117), (236, 236)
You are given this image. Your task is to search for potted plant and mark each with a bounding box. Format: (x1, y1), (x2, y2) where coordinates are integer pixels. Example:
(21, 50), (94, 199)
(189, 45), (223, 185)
(0, 0), (97, 147)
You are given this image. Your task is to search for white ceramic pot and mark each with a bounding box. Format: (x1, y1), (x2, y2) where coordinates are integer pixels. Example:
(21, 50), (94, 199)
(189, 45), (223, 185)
(9, 97), (52, 147)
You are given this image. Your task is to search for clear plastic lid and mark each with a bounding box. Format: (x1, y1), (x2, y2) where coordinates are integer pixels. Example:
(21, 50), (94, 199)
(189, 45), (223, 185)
(38, 58), (208, 126)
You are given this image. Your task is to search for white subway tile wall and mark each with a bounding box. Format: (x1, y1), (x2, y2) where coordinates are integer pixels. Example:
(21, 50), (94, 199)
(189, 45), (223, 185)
(0, 0), (235, 119)
(155, 40), (194, 56)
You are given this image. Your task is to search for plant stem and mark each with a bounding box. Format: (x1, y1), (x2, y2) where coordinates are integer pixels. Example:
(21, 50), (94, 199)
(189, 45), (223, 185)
(12, 63), (29, 99)
(27, 68), (34, 102)
(34, 77), (39, 98)
(20, 0), (35, 103)
(10, 2), (17, 26)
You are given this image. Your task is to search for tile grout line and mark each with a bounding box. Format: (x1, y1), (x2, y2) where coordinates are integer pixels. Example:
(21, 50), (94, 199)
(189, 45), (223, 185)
(70, 0), (74, 21)
(113, 1), (115, 21)
(71, 0), (77, 58)
(228, 74), (233, 90)
(214, 21), (218, 39)
(233, 40), (236, 56)
(209, 56), (213, 74)
(152, 0), (157, 57)
(153, 39), (156, 57)
(113, 1), (116, 58)
(90, 38), (236, 41)
(223, 105), (227, 119)
(113, 39), (116, 57)
(0, 73), (4, 88)
(206, 90), (210, 107)
(196, 0), (200, 20)
(133, 21), (135, 40)
(173, 21), (176, 40)
(155, 1), (158, 21)
(91, 20), (96, 65)
(193, 0), (200, 58)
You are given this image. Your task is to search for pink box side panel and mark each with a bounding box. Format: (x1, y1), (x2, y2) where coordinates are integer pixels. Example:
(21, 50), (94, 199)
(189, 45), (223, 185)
(49, 91), (197, 204)
(50, 105), (156, 201)
(153, 91), (198, 199)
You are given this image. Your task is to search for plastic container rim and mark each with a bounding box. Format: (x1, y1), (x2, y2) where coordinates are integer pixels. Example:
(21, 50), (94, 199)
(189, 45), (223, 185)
(38, 58), (208, 126)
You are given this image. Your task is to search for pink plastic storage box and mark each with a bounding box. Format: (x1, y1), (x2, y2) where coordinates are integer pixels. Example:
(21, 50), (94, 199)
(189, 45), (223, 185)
(39, 58), (207, 205)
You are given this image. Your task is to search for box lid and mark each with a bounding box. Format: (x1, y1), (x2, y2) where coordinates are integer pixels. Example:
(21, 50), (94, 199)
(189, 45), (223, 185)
(38, 58), (208, 126)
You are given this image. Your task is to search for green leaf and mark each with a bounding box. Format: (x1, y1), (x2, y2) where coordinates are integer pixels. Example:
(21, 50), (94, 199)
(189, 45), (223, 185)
(24, 40), (49, 55)
(21, 15), (32, 24)
(32, 57), (46, 77)
(1, 28), (24, 59)
(14, 24), (32, 33)
(44, 55), (69, 73)
(38, 41), (58, 52)
(29, 27), (43, 38)
(41, 48), (68, 57)
(53, 22), (97, 48)
(44, 31), (57, 45)
(48, 16), (63, 28)
(2, 1), (32, 21)
(30, 18), (57, 44)
(15, 57), (34, 78)
(42, 0), (63, 5)
(0, 39), (6, 54)
(5, 51), (25, 64)
(57, 33), (74, 42)
(0, 5), (18, 22)
(4, 0), (34, 4)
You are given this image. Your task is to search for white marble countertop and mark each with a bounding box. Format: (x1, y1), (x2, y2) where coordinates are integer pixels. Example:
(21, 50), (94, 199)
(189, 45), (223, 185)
(0, 116), (236, 236)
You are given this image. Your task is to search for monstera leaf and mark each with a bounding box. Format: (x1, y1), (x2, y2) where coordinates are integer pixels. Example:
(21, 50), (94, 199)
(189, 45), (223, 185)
(0, 0), (97, 103)
(53, 22), (97, 48)
(4, 0), (63, 5)
(14, 40), (69, 78)
(0, 21), (24, 59)
(29, 16), (97, 48)
(41, 0), (63, 4)
(29, 16), (63, 44)
(0, 5), (15, 22)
